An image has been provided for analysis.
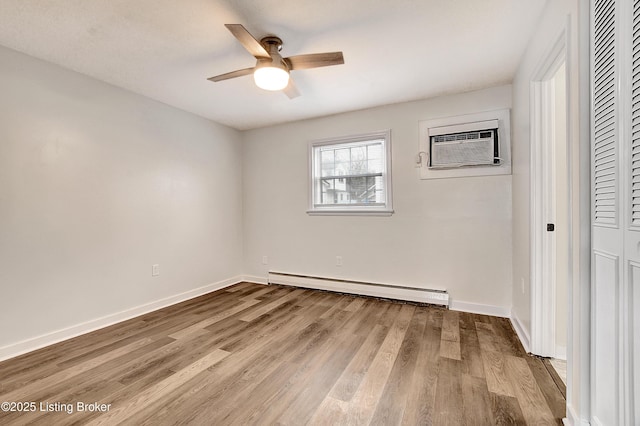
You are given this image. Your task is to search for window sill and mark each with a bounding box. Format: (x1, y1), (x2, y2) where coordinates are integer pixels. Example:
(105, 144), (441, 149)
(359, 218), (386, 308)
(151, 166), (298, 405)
(306, 209), (394, 217)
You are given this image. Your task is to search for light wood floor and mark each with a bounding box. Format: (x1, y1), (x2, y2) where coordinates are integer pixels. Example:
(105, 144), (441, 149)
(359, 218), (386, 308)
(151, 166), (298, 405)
(0, 283), (565, 425)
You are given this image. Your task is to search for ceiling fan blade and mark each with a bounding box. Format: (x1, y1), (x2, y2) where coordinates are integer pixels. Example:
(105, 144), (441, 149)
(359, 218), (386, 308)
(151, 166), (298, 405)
(284, 52), (344, 70)
(207, 67), (255, 82)
(283, 78), (300, 99)
(225, 24), (270, 59)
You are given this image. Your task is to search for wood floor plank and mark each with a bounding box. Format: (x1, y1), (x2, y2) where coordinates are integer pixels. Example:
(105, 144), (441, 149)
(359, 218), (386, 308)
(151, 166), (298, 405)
(168, 297), (261, 339)
(476, 321), (502, 352)
(400, 308), (441, 426)
(223, 282), (254, 292)
(488, 316), (527, 356)
(340, 304), (415, 425)
(440, 309), (461, 360)
(0, 283), (565, 426)
(461, 374), (496, 425)
(216, 301), (306, 353)
(293, 292), (339, 318)
(527, 356), (567, 421)
(325, 324), (390, 402)
(238, 284), (276, 300)
(369, 306), (427, 425)
(489, 393), (528, 425)
(239, 288), (306, 322)
(344, 296), (366, 312)
(504, 355), (557, 424)
(476, 320), (523, 357)
(433, 357), (464, 425)
(346, 298), (393, 337)
(318, 294), (357, 319)
(377, 302), (403, 328)
(306, 396), (349, 425)
(481, 350), (516, 397)
(544, 358), (567, 398)
(459, 312), (485, 378)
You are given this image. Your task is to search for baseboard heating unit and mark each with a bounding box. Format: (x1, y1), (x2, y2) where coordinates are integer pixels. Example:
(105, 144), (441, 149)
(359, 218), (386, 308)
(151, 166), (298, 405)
(267, 272), (449, 307)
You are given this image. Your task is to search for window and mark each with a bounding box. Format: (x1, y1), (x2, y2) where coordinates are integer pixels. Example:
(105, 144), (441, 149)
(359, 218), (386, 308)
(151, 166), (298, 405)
(308, 130), (393, 215)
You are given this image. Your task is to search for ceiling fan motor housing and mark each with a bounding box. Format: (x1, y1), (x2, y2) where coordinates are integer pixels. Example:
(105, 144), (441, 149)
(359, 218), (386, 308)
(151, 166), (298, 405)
(260, 36), (283, 52)
(256, 37), (288, 72)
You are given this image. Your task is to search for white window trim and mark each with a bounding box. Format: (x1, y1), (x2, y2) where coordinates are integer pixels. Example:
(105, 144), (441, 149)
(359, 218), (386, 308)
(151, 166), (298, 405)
(307, 130), (394, 216)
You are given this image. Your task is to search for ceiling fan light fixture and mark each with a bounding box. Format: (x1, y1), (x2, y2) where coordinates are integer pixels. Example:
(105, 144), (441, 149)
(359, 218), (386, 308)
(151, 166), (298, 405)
(254, 63), (289, 91)
(209, 24), (345, 98)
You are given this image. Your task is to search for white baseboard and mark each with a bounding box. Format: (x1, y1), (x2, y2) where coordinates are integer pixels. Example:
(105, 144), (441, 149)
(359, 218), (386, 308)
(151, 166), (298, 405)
(0, 275), (243, 362)
(241, 275), (268, 285)
(510, 310), (531, 353)
(555, 345), (567, 360)
(449, 300), (510, 318)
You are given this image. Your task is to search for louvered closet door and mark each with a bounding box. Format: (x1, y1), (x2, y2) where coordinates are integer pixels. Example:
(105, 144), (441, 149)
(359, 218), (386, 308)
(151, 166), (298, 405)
(591, 0), (638, 424)
(591, 0), (622, 424)
(626, 0), (640, 423)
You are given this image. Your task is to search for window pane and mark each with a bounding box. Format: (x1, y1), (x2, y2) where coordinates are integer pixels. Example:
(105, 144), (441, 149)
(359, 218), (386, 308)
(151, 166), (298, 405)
(348, 176), (366, 203)
(368, 143), (382, 159)
(335, 148), (350, 162)
(351, 146), (366, 162)
(321, 166), (333, 177)
(315, 175), (385, 205)
(320, 150), (334, 177)
(374, 176), (385, 203)
(321, 150), (334, 165)
(368, 158), (383, 173)
(348, 175), (383, 204)
(320, 178), (334, 204)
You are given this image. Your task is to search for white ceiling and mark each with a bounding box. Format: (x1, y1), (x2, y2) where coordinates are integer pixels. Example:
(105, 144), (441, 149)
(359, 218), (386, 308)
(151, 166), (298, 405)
(0, 0), (547, 130)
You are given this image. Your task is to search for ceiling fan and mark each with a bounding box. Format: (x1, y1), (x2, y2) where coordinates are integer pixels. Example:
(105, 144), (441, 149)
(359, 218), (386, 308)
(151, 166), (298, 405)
(208, 24), (345, 98)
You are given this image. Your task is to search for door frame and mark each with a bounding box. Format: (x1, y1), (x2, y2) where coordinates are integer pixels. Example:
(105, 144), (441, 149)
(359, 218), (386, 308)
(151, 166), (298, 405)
(530, 31), (570, 358)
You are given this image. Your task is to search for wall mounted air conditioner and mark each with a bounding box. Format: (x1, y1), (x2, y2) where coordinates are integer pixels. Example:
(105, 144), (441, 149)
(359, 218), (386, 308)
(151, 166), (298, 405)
(418, 109), (511, 180)
(428, 120), (499, 169)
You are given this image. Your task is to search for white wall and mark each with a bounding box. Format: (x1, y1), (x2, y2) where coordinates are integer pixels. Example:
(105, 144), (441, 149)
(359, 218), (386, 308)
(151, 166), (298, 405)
(511, 0), (589, 423)
(0, 45), (244, 354)
(243, 85), (513, 313)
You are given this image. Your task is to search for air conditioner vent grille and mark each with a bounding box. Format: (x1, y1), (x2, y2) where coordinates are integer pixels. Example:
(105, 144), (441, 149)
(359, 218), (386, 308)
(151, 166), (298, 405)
(433, 131), (482, 143)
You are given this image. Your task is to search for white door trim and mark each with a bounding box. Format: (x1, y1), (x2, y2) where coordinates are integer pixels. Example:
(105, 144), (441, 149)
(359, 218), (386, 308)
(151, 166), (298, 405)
(530, 30), (570, 358)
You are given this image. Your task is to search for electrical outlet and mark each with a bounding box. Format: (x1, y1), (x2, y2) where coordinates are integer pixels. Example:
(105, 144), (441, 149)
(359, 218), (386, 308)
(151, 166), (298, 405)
(336, 256), (343, 266)
(262, 256), (268, 265)
(521, 278), (525, 294)
(152, 264), (160, 277)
